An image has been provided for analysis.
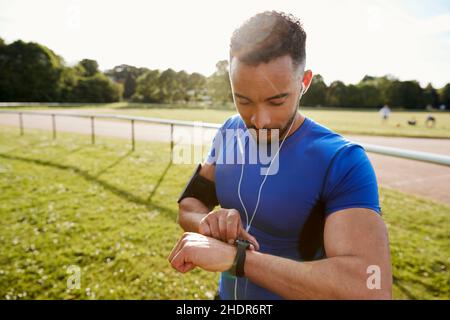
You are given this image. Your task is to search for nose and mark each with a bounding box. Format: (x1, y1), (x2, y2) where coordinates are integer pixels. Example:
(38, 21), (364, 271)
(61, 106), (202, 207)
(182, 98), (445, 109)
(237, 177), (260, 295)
(250, 107), (271, 129)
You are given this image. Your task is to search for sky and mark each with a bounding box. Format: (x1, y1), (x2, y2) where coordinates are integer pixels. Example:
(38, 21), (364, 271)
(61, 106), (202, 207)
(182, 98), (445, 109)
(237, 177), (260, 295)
(0, 0), (449, 88)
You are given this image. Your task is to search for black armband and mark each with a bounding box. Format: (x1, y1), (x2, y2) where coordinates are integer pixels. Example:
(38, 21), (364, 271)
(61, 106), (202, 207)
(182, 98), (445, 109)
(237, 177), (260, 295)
(177, 164), (219, 210)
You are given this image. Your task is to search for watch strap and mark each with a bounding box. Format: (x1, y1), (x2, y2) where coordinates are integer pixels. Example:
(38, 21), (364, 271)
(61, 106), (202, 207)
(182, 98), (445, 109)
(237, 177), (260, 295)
(228, 239), (251, 277)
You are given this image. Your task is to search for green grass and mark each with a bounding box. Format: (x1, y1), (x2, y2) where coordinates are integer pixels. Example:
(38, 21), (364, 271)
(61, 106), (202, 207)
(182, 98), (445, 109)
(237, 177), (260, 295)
(0, 126), (218, 299)
(302, 109), (450, 139)
(378, 187), (450, 299)
(2, 102), (450, 138)
(0, 126), (448, 299)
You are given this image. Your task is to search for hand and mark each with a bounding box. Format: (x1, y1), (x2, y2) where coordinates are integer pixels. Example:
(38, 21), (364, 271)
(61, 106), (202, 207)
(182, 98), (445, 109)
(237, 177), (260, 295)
(198, 208), (260, 250)
(168, 232), (236, 273)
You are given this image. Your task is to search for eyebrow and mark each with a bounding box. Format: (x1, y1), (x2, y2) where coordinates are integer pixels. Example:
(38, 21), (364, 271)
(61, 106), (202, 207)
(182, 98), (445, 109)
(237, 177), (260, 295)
(234, 92), (289, 102)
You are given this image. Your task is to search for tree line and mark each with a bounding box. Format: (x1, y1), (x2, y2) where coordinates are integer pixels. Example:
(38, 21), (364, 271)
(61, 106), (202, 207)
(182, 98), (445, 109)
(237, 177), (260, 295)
(0, 38), (121, 102)
(1, 38), (449, 109)
(301, 74), (449, 109)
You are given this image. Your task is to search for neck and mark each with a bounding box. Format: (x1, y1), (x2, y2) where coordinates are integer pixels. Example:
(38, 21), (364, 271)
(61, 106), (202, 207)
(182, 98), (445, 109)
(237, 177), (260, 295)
(282, 111), (305, 140)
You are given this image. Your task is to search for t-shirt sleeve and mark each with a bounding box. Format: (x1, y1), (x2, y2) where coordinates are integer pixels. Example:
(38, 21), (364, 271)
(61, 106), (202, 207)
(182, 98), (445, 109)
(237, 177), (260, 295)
(204, 116), (233, 165)
(204, 130), (220, 165)
(322, 144), (381, 216)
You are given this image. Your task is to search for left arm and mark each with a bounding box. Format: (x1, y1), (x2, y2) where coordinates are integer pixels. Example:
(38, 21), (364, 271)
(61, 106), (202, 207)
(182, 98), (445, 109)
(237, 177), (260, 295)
(169, 208), (392, 299)
(242, 208), (392, 299)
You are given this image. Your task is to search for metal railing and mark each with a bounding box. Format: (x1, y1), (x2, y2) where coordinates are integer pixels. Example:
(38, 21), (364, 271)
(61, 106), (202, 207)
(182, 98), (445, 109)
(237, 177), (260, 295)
(0, 110), (449, 166)
(0, 110), (220, 161)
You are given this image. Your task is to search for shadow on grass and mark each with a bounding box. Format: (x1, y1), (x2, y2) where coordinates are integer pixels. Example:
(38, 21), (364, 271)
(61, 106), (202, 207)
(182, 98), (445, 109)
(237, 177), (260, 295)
(94, 150), (133, 178)
(393, 275), (445, 300)
(147, 162), (172, 203)
(0, 152), (176, 221)
(54, 144), (90, 162)
(393, 276), (418, 300)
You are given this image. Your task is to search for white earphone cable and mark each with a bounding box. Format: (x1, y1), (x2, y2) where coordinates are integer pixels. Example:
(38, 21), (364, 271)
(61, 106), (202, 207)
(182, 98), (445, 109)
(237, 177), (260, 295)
(234, 112), (297, 300)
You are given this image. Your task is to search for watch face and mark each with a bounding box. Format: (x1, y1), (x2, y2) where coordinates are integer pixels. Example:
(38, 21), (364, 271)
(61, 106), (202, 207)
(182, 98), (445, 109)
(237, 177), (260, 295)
(236, 239), (251, 248)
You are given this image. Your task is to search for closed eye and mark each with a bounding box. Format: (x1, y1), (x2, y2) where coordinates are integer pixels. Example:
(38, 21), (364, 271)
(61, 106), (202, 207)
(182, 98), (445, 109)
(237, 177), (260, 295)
(269, 99), (286, 106)
(237, 100), (251, 105)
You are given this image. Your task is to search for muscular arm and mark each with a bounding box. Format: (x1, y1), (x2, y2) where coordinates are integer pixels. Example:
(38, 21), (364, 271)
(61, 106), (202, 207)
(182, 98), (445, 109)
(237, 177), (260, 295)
(243, 208), (392, 299)
(178, 163), (215, 232)
(172, 165), (392, 299)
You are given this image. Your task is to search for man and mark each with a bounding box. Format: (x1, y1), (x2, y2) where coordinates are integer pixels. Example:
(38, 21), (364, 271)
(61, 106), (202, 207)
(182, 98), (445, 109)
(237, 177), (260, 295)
(379, 104), (391, 123)
(169, 11), (392, 300)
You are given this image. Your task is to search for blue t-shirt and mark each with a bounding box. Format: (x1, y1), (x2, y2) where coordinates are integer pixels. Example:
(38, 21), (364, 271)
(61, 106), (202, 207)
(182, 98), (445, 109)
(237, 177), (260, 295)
(205, 114), (381, 300)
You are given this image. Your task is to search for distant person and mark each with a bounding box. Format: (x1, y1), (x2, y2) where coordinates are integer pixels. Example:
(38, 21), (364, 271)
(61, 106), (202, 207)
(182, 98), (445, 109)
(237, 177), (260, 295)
(439, 104), (446, 111)
(379, 104), (391, 123)
(425, 114), (436, 128)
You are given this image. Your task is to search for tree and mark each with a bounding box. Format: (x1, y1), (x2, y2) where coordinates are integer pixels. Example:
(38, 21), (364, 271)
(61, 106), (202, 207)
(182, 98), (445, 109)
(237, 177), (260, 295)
(157, 68), (178, 103)
(78, 59), (99, 77)
(188, 72), (207, 101)
(326, 81), (348, 107)
(72, 73), (122, 102)
(361, 75), (376, 82)
(423, 83), (439, 108)
(356, 75), (383, 107)
(207, 60), (232, 105)
(58, 66), (80, 101)
(131, 68), (208, 104)
(0, 40), (63, 101)
(133, 70), (161, 103)
(0, 37), (439, 107)
(397, 81), (423, 108)
(369, 75), (398, 106)
(384, 80), (403, 107)
(301, 74), (327, 107)
(105, 64), (148, 99)
(345, 84), (364, 107)
(356, 79), (382, 108)
(439, 83), (450, 108)
(174, 70), (189, 102)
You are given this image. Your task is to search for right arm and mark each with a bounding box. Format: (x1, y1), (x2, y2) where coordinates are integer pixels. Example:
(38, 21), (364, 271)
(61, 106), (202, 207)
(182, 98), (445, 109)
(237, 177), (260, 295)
(177, 162), (259, 249)
(178, 162), (215, 233)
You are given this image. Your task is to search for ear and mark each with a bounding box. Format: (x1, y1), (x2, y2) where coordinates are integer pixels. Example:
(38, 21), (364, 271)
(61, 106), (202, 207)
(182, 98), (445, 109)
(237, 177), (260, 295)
(302, 70), (313, 94)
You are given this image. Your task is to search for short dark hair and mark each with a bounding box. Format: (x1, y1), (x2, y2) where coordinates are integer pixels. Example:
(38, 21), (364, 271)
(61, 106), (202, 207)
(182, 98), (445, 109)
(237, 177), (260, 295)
(230, 11), (306, 70)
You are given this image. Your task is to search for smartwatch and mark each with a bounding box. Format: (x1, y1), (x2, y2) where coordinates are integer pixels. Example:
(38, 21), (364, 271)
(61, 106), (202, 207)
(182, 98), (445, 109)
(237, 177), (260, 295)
(228, 239), (251, 277)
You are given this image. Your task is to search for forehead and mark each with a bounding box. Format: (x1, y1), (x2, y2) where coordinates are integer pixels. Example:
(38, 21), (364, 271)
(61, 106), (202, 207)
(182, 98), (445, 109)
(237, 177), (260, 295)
(230, 55), (299, 93)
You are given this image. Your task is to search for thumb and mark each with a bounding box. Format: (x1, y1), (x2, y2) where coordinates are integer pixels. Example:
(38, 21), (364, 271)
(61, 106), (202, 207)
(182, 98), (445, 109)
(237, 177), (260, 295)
(239, 227), (260, 251)
(198, 221), (211, 236)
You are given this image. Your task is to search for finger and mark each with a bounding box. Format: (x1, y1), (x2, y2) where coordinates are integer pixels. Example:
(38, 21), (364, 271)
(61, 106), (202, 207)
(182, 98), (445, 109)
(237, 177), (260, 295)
(226, 214), (239, 244)
(179, 262), (195, 273)
(239, 228), (260, 251)
(198, 220), (211, 236)
(168, 236), (185, 262)
(208, 216), (221, 240)
(168, 232), (193, 261)
(218, 214), (227, 242)
(170, 249), (192, 273)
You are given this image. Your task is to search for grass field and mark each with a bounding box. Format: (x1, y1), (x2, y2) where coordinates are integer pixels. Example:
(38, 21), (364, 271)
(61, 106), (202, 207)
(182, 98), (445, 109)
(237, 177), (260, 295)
(2, 102), (450, 138)
(0, 126), (449, 299)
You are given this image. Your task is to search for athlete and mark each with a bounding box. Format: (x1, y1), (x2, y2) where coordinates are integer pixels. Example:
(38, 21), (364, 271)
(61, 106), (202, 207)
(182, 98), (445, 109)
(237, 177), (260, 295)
(169, 11), (392, 300)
